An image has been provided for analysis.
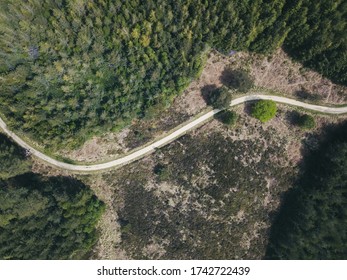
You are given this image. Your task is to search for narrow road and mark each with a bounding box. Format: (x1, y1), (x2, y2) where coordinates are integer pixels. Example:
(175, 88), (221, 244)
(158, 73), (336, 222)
(1, 94), (346, 172)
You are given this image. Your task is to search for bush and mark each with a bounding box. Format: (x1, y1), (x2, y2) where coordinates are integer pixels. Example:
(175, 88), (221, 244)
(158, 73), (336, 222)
(209, 87), (232, 109)
(154, 164), (170, 181)
(251, 100), (277, 122)
(216, 110), (238, 126)
(221, 68), (254, 92)
(298, 114), (315, 130)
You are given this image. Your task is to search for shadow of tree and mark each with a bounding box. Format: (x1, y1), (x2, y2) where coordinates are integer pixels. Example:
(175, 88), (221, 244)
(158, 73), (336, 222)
(201, 84), (218, 105)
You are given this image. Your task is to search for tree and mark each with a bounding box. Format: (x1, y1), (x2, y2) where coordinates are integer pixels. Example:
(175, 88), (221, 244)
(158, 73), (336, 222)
(298, 114), (315, 130)
(251, 100), (277, 122)
(0, 174), (105, 260)
(209, 87), (232, 109)
(266, 122), (347, 259)
(216, 110), (238, 126)
(0, 133), (31, 179)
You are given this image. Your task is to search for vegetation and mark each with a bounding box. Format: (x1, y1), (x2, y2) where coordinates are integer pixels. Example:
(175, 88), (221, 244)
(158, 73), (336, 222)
(0, 133), (105, 260)
(112, 125), (295, 259)
(0, 0), (345, 148)
(298, 114), (315, 130)
(221, 68), (254, 93)
(251, 100), (277, 122)
(209, 87), (232, 109)
(0, 174), (105, 259)
(0, 133), (31, 179)
(216, 110), (238, 126)
(266, 122), (347, 259)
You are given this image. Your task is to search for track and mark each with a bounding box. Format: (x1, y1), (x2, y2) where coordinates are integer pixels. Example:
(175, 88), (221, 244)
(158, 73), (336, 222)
(1, 94), (346, 172)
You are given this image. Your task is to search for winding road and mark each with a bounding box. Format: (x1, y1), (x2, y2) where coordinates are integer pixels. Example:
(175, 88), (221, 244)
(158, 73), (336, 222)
(1, 94), (347, 172)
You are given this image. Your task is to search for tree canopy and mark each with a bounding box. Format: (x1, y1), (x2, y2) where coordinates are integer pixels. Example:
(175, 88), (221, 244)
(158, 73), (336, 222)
(0, 0), (345, 148)
(209, 87), (232, 109)
(0, 133), (31, 179)
(0, 133), (105, 260)
(0, 174), (105, 259)
(298, 114), (316, 130)
(251, 100), (277, 122)
(266, 122), (347, 259)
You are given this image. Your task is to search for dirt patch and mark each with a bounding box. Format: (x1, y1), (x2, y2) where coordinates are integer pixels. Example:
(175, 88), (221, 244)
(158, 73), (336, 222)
(227, 49), (347, 104)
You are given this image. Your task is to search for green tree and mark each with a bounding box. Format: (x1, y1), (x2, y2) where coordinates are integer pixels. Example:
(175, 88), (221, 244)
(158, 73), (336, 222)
(0, 133), (31, 179)
(209, 87), (232, 109)
(266, 122), (347, 259)
(216, 110), (238, 126)
(251, 100), (277, 122)
(298, 114), (315, 130)
(0, 174), (105, 260)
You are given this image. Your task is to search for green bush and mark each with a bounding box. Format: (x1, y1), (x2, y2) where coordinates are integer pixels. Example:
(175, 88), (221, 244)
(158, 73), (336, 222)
(216, 110), (238, 126)
(209, 87), (232, 109)
(251, 100), (277, 122)
(298, 114), (315, 130)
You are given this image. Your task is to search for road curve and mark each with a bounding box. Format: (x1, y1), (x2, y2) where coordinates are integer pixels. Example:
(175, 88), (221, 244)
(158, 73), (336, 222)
(1, 94), (347, 172)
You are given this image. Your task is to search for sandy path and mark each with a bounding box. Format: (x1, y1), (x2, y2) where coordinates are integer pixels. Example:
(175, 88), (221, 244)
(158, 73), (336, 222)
(1, 94), (346, 172)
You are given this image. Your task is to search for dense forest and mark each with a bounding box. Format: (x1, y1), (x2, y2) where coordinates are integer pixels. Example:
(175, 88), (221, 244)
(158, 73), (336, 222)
(0, 133), (105, 259)
(0, 133), (31, 179)
(266, 122), (347, 259)
(0, 0), (346, 148)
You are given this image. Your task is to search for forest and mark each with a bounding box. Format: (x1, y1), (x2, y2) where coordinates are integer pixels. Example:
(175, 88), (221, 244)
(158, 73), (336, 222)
(0, 0), (345, 148)
(266, 122), (347, 259)
(0, 133), (105, 259)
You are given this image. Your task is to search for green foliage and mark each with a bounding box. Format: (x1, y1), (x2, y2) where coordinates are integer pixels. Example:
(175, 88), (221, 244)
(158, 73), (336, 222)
(221, 68), (254, 92)
(209, 87), (232, 109)
(0, 133), (31, 179)
(298, 114), (315, 130)
(251, 100), (277, 122)
(0, 0), (345, 149)
(0, 174), (105, 260)
(283, 0), (347, 85)
(216, 110), (238, 126)
(266, 122), (347, 259)
(153, 164), (170, 181)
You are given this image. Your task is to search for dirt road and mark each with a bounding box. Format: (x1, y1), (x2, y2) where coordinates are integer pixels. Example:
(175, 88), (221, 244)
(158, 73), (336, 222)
(1, 94), (346, 172)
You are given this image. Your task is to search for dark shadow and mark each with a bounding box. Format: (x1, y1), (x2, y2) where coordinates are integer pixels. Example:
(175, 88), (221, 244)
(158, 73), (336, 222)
(285, 110), (301, 126)
(265, 121), (347, 259)
(243, 101), (255, 116)
(220, 68), (254, 92)
(220, 68), (235, 87)
(201, 84), (218, 105)
(295, 89), (323, 102)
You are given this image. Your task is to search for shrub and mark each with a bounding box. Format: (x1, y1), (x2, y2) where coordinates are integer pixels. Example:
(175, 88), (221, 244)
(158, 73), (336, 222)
(154, 164), (170, 181)
(216, 110), (238, 126)
(298, 114), (315, 130)
(251, 100), (277, 122)
(209, 87), (232, 109)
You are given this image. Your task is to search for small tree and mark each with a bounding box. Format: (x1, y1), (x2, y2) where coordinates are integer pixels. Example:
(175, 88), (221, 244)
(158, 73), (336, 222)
(209, 87), (232, 109)
(216, 110), (238, 126)
(251, 100), (277, 122)
(298, 114), (315, 130)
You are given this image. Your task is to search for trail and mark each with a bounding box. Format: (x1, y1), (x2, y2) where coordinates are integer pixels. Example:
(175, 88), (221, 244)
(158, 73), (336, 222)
(1, 94), (346, 172)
